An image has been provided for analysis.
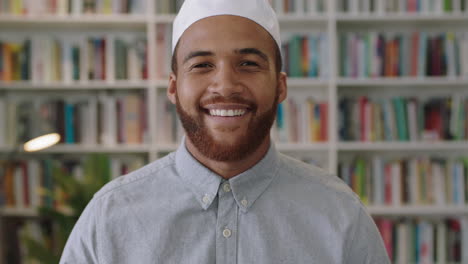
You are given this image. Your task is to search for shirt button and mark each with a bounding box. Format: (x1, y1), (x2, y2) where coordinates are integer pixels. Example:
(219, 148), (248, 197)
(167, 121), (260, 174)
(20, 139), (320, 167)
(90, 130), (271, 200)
(223, 183), (231, 193)
(241, 199), (248, 207)
(223, 228), (232, 238)
(202, 195), (211, 204)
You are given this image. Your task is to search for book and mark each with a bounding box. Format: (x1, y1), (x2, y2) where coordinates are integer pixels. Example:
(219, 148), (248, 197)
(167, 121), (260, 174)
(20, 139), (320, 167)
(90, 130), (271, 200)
(339, 155), (468, 206)
(0, 97), (5, 147)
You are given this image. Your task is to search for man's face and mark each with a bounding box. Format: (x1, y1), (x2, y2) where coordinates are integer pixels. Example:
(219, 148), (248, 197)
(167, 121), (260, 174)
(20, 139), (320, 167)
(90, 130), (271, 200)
(167, 15), (287, 162)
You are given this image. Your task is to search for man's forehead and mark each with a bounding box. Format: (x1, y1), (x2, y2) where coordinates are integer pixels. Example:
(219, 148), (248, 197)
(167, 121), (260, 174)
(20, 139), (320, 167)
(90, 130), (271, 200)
(181, 48), (270, 64)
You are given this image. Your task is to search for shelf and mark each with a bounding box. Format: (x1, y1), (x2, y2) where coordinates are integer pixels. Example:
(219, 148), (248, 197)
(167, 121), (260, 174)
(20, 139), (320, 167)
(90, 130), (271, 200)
(278, 14), (328, 23)
(155, 79), (169, 88)
(156, 143), (179, 153)
(336, 13), (468, 23)
(277, 142), (329, 152)
(337, 77), (468, 88)
(367, 205), (468, 217)
(0, 81), (149, 91)
(154, 14), (176, 23)
(287, 78), (329, 88)
(0, 14), (147, 29)
(338, 141), (468, 151)
(0, 207), (38, 217)
(0, 144), (151, 154)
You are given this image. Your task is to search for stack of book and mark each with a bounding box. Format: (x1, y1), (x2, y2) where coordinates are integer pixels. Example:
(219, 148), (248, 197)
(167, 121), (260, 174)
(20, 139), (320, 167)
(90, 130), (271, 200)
(337, 0), (468, 14)
(0, 34), (148, 83)
(155, 24), (172, 79)
(375, 217), (463, 263)
(282, 33), (329, 79)
(0, 0), (146, 15)
(0, 39), (31, 82)
(155, 95), (183, 144)
(339, 31), (468, 78)
(339, 96), (468, 142)
(339, 156), (467, 206)
(155, 0), (184, 14)
(0, 92), (148, 147)
(274, 95), (328, 143)
(0, 156), (145, 210)
(271, 0), (327, 14)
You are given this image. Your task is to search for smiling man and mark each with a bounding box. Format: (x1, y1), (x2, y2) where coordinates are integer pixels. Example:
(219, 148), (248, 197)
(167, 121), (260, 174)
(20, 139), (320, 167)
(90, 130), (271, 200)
(60, 0), (390, 263)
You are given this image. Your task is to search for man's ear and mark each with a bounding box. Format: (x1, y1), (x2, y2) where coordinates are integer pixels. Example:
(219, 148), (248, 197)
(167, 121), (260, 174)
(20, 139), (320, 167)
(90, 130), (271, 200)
(167, 73), (177, 104)
(277, 72), (287, 103)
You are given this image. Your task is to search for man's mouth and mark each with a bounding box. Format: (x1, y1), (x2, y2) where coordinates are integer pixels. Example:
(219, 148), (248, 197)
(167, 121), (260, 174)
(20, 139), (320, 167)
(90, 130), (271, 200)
(208, 109), (247, 117)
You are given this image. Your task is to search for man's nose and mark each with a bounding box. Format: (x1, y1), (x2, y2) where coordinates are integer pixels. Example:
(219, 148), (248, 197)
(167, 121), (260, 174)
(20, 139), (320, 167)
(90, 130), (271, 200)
(207, 63), (243, 96)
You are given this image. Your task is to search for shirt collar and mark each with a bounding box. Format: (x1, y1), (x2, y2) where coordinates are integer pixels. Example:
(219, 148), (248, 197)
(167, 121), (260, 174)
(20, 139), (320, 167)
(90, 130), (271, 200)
(175, 138), (280, 212)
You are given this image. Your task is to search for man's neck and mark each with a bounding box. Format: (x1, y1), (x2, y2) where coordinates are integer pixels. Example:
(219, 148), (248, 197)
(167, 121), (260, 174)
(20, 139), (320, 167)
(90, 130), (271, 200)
(185, 137), (271, 179)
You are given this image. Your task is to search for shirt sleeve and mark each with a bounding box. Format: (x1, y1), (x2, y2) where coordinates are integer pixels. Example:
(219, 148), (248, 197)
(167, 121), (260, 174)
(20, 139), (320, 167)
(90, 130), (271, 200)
(59, 198), (100, 264)
(345, 206), (391, 264)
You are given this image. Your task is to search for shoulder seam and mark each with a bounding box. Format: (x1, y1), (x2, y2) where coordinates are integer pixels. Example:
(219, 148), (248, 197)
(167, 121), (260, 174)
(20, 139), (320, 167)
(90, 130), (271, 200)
(279, 156), (360, 202)
(94, 155), (175, 200)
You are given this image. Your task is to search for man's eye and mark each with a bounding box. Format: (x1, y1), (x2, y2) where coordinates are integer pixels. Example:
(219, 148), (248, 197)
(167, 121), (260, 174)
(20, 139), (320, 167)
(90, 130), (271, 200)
(240, 61), (259, 67)
(193, 63), (211, 68)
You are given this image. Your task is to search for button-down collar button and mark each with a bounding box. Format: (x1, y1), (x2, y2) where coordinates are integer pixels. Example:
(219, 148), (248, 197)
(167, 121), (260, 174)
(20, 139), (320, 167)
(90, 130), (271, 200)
(223, 228), (232, 238)
(202, 195), (211, 204)
(223, 183), (231, 193)
(241, 199), (248, 207)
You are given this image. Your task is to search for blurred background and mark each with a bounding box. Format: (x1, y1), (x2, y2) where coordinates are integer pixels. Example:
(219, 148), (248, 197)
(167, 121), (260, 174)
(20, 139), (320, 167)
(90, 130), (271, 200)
(0, 0), (467, 263)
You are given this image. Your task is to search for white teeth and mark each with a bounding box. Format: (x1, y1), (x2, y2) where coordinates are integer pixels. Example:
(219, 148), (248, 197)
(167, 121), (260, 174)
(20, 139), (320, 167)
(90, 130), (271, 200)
(209, 109), (246, 117)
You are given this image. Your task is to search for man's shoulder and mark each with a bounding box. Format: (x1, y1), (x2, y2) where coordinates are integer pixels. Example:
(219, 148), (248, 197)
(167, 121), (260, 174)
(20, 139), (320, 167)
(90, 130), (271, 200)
(277, 153), (361, 204)
(93, 152), (176, 199)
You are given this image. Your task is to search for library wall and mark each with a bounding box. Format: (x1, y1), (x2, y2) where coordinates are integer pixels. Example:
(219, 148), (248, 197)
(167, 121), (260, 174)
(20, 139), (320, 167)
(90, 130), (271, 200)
(0, 0), (468, 263)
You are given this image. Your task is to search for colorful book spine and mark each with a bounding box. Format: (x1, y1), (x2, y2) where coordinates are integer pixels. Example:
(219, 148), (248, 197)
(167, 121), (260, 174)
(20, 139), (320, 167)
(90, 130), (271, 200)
(340, 31), (467, 79)
(375, 218), (462, 263)
(339, 156), (468, 207)
(273, 96), (328, 143)
(282, 33), (328, 79)
(338, 0), (468, 13)
(339, 96), (468, 142)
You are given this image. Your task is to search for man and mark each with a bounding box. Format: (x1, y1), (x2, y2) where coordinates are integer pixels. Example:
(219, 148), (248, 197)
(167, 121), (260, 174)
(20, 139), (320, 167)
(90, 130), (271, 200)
(60, 0), (390, 263)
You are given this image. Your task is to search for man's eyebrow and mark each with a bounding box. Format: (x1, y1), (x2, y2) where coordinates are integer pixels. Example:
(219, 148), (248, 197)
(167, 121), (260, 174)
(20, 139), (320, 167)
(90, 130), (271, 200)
(183, 51), (214, 64)
(236, 48), (269, 63)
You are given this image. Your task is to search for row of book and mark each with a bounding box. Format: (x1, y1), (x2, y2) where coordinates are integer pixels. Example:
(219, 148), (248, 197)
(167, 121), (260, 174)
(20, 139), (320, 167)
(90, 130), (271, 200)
(0, 0), (146, 15)
(339, 96), (468, 142)
(0, 92), (148, 147)
(155, 0), (183, 14)
(339, 31), (468, 78)
(337, 0), (468, 14)
(0, 34), (148, 83)
(339, 156), (468, 206)
(270, 0), (327, 14)
(155, 24), (172, 79)
(156, 92), (183, 144)
(0, 156), (145, 210)
(274, 95), (328, 143)
(281, 33), (329, 78)
(374, 218), (464, 263)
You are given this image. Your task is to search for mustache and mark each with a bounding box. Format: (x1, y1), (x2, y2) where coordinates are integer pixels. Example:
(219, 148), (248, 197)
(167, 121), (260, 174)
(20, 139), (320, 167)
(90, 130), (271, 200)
(200, 95), (257, 110)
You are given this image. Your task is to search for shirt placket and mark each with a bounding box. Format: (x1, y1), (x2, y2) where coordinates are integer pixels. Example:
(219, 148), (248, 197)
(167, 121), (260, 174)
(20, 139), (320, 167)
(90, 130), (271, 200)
(216, 182), (238, 264)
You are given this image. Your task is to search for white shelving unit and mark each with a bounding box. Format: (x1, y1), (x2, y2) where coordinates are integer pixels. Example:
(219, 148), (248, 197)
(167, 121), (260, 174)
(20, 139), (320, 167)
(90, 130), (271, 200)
(1, 0), (468, 263)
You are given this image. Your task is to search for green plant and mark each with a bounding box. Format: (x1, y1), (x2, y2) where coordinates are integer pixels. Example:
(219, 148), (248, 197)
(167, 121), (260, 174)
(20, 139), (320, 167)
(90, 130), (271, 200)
(21, 153), (111, 264)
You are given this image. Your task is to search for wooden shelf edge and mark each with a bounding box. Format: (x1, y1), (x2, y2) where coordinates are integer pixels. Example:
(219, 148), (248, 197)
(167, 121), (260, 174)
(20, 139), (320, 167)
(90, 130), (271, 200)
(367, 205), (468, 216)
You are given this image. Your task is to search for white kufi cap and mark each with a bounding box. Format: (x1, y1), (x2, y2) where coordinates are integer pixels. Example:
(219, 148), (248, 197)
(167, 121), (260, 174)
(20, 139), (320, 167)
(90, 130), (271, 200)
(172, 0), (281, 53)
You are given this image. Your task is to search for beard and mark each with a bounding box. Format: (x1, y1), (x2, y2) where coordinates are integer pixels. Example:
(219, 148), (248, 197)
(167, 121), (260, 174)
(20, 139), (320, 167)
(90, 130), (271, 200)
(176, 92), (279, 162)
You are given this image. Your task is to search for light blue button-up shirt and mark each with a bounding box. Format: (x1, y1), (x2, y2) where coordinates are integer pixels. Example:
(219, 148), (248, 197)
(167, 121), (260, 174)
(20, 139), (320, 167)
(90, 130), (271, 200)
(60, 141), (390, 263)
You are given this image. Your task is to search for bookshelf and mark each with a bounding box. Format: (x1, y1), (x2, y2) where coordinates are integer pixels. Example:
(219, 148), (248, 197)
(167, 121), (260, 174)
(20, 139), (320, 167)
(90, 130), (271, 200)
(1, 0), (468, 263)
